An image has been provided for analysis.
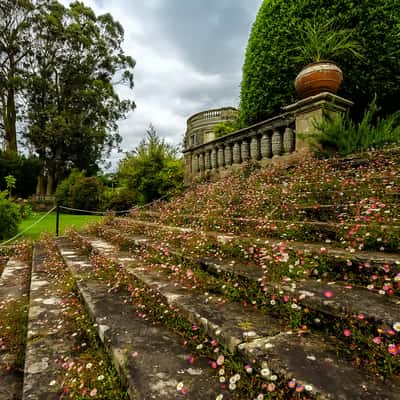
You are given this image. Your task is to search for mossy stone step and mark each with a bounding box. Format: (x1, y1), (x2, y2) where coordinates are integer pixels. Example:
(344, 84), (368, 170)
(57, 237), (228, 400)
(0, 259), (30, 400)
(84, 236), (400, 400)
(112, 218), (400, 265)
(23, 245), (75, 400)
(200, 257), (400, 330)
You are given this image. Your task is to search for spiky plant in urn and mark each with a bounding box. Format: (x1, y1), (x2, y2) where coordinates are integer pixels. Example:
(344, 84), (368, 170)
(293, 19), (363, 99)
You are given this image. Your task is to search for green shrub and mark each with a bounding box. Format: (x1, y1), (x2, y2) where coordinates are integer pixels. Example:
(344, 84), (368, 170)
(118, 126), (184, 205)
(0, 192), (21, 240)
(213, 121), (239, 139)
(240, 0), (400, 126)
(55, 170), (103, 211)
(102, 187), (137, 211)
(311, 99), (400, 156)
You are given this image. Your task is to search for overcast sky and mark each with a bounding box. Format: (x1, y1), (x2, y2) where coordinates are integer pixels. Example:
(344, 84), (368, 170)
(60, 0), (263, 170)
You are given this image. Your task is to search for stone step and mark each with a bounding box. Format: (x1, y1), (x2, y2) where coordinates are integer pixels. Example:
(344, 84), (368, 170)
(23, 244), (78, 400)
(109, 218), (400, 266)
(90, 222), (400, 300)
(83, 235), (400, 400)
(199, 257), (400, 330)
(0, 258), (30, 400)
(57, 237), (228, 400)
(90, 226), (400, 332)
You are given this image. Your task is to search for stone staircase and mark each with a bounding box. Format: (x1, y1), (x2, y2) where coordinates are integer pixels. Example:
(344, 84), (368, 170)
(1, 149), (400, 399)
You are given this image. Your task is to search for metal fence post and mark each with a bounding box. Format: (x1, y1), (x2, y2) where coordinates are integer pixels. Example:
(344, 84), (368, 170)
(56, 205), (60, 237)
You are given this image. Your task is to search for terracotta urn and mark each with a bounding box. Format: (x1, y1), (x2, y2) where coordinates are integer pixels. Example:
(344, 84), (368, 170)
(295, 61), (343, 99)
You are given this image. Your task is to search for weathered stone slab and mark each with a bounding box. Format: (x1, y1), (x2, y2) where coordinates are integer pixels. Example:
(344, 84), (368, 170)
(0, 259), (30, 400)
(22, 245), (73, 400)
(57, 237), (227, 400)
(199, 257), (400, 329)
(239, 333), (400, 400)
(85, 236), (400, 400)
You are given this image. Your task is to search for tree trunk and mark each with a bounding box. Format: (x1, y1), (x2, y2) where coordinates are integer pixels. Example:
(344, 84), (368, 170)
(46, 174), (54, 196)
(5, 85), (17, 152)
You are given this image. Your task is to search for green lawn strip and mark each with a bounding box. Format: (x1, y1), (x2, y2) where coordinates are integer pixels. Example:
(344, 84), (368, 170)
(18, 212), (103, 240)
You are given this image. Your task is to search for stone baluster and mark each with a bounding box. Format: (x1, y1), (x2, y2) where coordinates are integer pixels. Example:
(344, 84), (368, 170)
(272, 129), (283, 156)
(260, 131), (272, 159)
(224, 144), (233, 167)
(241, 140), (250, 161)
(205, 150), (211, 170)
(211, 147), (218, 170)
(199, 152), (205, 172)
(194, 154), (200, 173)
(283, 127), (296, 154)
(233, 142), (241, 164)
(250, 135), (260, 161)
(191, 154), (197, 175)
(217, 146), (225, 168)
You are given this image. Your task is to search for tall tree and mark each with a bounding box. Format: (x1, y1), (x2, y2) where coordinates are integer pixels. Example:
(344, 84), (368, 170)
(24, 1), (135, 192)
(0, 0), (34, 152)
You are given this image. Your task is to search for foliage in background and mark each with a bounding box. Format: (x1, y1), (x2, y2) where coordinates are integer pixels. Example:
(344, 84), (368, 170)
(0, 0), (34, 152)
(291, 18), (363, 65)
(0, 191), (21, 240)
(102, 187), (137, 211)
(311, 99), (400, 157)
(240, 0), (400, 126)
(0, 1), (135, 192)
(0, 152), (42, 198)
(213, 119), (240, 139)
(55, 170), (104, 211)
(118, 125), (184, 205)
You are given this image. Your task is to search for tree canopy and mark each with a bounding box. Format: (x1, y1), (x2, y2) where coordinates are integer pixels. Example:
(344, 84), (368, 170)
(118, 125), (184, 205)
(240, 0), (400, 126)
(0, 0), (135, 193)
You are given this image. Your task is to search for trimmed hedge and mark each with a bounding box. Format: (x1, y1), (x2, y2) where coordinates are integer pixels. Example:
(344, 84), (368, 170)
(240, 0), (400, 126)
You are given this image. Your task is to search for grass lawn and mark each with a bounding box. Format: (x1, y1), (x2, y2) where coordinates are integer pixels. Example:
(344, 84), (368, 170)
(17, 211), (103, 241)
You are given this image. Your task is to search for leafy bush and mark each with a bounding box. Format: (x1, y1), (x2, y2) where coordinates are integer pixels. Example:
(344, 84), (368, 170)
(311, 99), (400, 156)
(213, 120), (239, 139)
(0, 152), (42, 198)
(0, 192), (21, 240)
(240, 0), (400, 126)
(55, 170), (103, 211)
(118, 125), (184, 204)
(102, 187), (137, 211)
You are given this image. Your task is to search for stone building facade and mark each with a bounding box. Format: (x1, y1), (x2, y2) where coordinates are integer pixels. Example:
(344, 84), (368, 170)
(184, 107), (238, 150)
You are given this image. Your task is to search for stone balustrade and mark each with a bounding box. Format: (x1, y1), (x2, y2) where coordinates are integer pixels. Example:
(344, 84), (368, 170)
(183, 92), (354, 184)
(184, 111), (295, 181)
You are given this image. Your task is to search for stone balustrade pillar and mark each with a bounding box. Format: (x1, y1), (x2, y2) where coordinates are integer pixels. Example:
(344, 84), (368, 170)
(205, 150), (211, 170)
(260, 133), (272, 159)
(199, 152), (205, 172)
(241, 140), (250, 161)
(283, 127), (295, 154)
(272, 129), (283, 156)
(224, 144), (233, 166)
(250, 136), (260, 161)
(233, 142), (241, 164)
(211, 148), (218, 170)
(217, 146), (225, 168)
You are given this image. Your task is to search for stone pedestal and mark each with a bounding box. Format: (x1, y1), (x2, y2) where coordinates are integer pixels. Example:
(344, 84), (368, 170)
(283, 92), (354, 151)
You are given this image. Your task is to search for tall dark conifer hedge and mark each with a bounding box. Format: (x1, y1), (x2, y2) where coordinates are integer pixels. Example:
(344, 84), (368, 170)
(240, 0), (400, 126)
